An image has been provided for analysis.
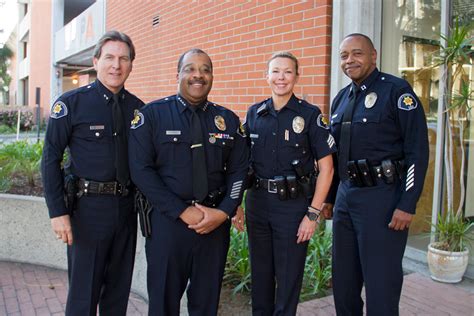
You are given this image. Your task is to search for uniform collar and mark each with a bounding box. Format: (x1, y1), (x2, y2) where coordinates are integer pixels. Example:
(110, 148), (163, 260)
(267, 94), (301, 116)
(353, 68), (379, 93)
(95, 79), (127, 104)
(176, 94), (210, 114)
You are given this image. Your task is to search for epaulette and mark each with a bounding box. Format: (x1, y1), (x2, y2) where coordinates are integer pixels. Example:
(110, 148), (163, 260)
(150, 95), (176, 105)
(256, 99), (270, 116)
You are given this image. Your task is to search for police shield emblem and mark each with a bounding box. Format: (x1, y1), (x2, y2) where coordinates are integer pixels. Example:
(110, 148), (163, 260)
(316, 114), (330, 129)
(50, 101), (68, 119)
(214, 115), (226, 131)
(131, 109), (145, 129)
(364, 92), (377, 109)
(292, 116), (305, 134)
(397, 93), (418, 111)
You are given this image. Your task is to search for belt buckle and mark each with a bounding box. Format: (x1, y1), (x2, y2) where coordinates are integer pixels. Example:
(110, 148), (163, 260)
(267, 179), (277, 193)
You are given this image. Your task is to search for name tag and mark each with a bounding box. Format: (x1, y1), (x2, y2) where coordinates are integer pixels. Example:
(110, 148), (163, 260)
(90, 125), (105, 130)
(166, 130), (181, 135)
(250, 134), (259, 138)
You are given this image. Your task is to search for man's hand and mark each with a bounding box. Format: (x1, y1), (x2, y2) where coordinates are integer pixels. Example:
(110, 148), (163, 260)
(296, 215), (318, 244)
(231, 206), (245, 232)
(321, 203), (334, 220)
(51, 215), (73, 246)
(188, 204), (228, 234)
(388, 208), (413, 231)
(179, 206), (205, 226)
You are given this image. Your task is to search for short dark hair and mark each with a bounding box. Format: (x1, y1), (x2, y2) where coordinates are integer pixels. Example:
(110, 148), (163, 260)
(177, 48), (213, 73)
(93, 30), (136, 61)
(344, 33), (375, 50)
(267, 51), (300, 76)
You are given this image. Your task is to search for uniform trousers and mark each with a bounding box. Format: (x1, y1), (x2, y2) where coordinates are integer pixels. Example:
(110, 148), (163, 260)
(246, 188), (309, 316)
(66, 195), (137, 316)
(146, 210), (231, 316)
(332, 178), (408, 316)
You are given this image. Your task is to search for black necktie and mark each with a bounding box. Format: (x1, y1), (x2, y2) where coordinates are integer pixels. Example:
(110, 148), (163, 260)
(190, 106), (208, 201)
(338, 84), (359, 180)
(112, 94), (129, 185)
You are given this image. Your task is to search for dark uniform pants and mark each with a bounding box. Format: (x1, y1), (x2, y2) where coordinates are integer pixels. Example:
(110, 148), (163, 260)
(246, 188), (309, 316)
(332, 178), (407, 316)
(146, 210), (231, 316)
(66, 195), (137, 316)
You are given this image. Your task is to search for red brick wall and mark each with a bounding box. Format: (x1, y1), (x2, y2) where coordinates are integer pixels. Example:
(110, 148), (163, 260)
(107, 0), (332, 118)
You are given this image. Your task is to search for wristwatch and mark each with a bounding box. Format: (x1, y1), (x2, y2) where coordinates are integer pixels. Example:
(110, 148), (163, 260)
(306, 210), (320, 222)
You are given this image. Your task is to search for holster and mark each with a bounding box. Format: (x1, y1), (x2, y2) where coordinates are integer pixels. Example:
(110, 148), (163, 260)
(357, 159), (375, 187)
(135, 190), (153, 238)
(347, 161), (364, 187)
(242, 168), (256, 190)
(63, 174), (78, 214)
(274, 176), (287, 201)
(381, 159), (395, 184)
(286, 175), (298, 199)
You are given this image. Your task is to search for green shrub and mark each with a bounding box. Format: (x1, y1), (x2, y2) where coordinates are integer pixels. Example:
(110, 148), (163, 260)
(0, 140), (43, 187)
(224, 227), (252, 294)
(0, 124), (15, 133)
(300, 221), (333, 300)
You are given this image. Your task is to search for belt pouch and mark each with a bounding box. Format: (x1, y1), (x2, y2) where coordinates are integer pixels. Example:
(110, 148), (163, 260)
(357, 159), (375, 187)
(347, 161), (364, 187)
(286, 175), (298, 199)
(275, 176), (287, 201)
(381, 159), (395, 184)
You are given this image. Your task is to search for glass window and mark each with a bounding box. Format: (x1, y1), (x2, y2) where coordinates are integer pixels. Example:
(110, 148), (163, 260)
(381, 0), (441, 239)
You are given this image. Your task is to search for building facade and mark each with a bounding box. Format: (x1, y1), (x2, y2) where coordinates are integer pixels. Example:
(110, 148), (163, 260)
(8, 0), (474, 276)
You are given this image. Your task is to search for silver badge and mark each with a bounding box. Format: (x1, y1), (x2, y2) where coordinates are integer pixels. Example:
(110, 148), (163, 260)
(214, 115), (226, 131)
(292, 116), (305, 134)
(365, 92), (377, 109)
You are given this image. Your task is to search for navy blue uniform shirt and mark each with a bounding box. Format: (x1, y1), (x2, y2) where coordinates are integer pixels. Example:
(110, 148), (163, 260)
(245, 94), (336, 179)
(328, 68), (429, 213)
(128, 94), (249, 219)
(41, 80), (144, 218)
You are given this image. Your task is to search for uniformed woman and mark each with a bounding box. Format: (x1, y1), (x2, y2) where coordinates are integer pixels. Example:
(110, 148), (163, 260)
(233, 52), (336, 315)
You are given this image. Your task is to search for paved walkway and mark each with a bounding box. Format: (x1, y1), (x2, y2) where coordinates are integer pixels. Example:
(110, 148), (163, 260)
(1, 261), (473, 315)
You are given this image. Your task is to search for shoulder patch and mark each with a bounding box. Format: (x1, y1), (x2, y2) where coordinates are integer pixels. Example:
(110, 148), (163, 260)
(237, 121), (247, 137)
(398, 93), (417, 111)
(316, 113), (330, 129)
(131, 109), (144, 129)
(50, 101), (68, 119)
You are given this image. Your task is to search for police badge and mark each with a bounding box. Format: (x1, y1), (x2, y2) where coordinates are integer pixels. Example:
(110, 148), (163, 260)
(364, 92), (377, 109)
(214, 115), (226, 131)
(292, 116), (305, 134)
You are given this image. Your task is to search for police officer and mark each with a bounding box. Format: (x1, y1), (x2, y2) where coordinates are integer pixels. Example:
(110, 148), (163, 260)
(324, 33), (429, 315)
(41, 31), (144, 315)
(234, 51), (335, 315)
(128, 48), (249, 315)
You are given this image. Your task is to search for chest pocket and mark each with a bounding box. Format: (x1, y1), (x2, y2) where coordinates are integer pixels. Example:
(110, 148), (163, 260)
(76, 123), (110, 143)
(158, 133), (192, 167)
(249, 133), (265, 163)
(351, 112), (381, 140)
(209, 137), (235, 170)
(281, 132), (310, 162)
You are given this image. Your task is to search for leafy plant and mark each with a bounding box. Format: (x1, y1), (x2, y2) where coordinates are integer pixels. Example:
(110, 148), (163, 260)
(0, 140), (43, 187)
(224, 227), (252, 294)
(430, 18), (473, 252)
(300, 221), (333, 301)
(0, 107), (35, 131)
(431, 211), (474, 252)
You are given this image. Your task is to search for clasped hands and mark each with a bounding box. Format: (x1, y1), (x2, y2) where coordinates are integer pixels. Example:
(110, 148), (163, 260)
(180, 203), (228, 234)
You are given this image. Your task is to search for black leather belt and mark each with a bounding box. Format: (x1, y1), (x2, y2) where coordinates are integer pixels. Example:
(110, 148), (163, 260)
(254, 177), (278, 193)
(77, 179), (131, 197)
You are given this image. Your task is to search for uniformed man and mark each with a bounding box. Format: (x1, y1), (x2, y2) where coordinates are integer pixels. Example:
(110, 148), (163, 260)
(324, 33), (429, 315)
(41, 31), (144, 315)
(233, 51), (335, 315)
(128, 48), (249, 315)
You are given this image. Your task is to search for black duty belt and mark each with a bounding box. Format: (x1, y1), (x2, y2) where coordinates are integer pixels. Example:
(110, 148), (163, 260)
(185, 187), (226, 208)
(255, 177), (278, 193)
(347, 159), (405, 187)
(77, 179), (131, 197)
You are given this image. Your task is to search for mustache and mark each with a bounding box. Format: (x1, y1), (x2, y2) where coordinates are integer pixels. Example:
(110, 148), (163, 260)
(189, 79), (206, 84)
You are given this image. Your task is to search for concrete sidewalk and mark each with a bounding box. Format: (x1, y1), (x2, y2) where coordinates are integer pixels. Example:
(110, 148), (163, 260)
(1, 261), (473, 315)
